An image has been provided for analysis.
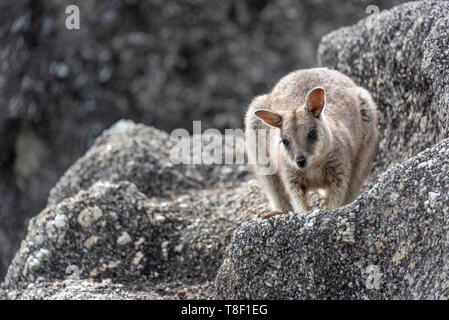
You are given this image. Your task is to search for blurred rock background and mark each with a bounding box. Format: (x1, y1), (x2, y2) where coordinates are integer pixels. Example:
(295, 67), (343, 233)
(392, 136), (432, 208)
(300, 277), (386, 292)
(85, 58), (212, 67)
(0, 0), (407, 279)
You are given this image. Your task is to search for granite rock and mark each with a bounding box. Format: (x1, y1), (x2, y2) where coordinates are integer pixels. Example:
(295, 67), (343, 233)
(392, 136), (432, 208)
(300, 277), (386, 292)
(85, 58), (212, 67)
(216, 139), (449, 299)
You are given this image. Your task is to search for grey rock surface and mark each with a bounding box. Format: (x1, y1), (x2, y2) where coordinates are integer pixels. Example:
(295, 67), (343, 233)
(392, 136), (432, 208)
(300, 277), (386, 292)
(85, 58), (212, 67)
(1, 0), (406, 278)
(1, 120), (265, 299)
(217, 139), (449, 299)
(216, 0), (449, 299)
(1, 279), (163, 300)
(48, 120), (250, 205)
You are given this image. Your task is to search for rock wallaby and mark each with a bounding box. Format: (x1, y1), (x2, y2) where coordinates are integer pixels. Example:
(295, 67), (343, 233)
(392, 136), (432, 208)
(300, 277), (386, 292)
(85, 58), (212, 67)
(245, 68), (379, 218)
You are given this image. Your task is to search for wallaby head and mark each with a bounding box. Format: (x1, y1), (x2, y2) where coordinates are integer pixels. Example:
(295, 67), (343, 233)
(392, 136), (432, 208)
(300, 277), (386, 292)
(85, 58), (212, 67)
(254, 87), (332, 170)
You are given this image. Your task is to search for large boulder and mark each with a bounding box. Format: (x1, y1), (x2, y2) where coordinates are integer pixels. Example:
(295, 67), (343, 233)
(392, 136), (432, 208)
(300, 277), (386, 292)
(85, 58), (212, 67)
(216, 139), (449, 299)
(1, 120), (264, 299)
(216, 0), (449, 299)
(1, 0), (407, 279)
(47, 120), (250, 205)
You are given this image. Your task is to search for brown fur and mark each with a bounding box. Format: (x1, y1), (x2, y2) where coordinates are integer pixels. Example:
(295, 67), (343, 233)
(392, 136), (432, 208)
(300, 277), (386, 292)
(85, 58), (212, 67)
(245, 68), (379, 216)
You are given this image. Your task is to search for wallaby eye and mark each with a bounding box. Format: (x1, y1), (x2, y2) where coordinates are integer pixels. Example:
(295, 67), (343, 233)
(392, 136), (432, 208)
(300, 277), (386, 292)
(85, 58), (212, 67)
(281, 138), (289, 147)
(308, 129), (317, 139)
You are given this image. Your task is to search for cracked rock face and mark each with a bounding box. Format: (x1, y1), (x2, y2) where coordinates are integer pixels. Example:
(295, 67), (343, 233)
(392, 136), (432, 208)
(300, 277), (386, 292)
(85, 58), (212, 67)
(215, 1), (449, 299)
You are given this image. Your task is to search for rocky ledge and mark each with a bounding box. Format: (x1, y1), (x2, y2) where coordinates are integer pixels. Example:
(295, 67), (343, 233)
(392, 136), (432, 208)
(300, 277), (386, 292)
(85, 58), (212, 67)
(1, 1), (448, 299)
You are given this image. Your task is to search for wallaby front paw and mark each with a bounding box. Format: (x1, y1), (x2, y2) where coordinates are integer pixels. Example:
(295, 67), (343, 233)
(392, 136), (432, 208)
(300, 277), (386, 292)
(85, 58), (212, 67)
(261, 210), (285, 219)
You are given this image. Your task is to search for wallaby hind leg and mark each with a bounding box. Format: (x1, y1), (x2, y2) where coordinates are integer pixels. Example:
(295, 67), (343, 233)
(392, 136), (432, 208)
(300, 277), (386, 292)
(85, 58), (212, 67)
(343, 87), (379, 205)
(344, 144), (377, 205)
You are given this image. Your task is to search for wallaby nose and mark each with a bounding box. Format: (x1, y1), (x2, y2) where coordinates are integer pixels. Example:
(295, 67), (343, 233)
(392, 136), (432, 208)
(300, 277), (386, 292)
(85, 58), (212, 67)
(296, 156), (307, 168)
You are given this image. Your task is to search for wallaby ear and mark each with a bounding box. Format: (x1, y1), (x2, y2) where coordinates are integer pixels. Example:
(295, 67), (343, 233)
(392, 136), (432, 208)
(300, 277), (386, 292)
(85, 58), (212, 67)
(254, 109), (282, 128)
(306, 87), (326, 118)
